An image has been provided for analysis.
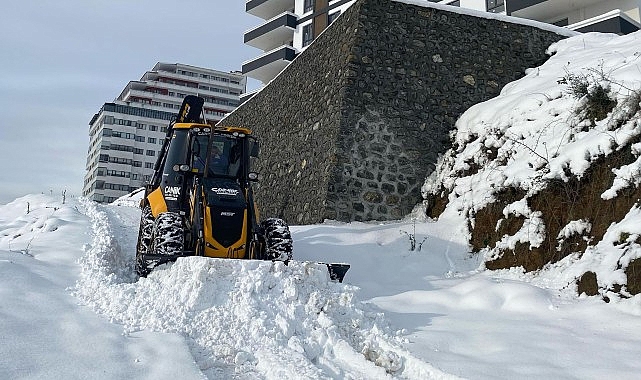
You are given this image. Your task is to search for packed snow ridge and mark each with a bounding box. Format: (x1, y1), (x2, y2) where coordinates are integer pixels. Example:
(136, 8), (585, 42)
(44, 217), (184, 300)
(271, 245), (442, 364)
(73, 197), (455, 379)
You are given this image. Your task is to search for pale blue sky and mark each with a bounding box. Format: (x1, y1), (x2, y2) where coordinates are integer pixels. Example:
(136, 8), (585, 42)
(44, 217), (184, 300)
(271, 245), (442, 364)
(0, 1), (260, 204)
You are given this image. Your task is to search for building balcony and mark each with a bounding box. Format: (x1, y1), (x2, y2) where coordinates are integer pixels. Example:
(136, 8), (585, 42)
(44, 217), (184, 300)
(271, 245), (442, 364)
(569, 9), (640, 35)
(245, 12), (297, 51)
(246, 0), (295, 20)
(508, 0), (604, 21)
(242, 45), (297, 84)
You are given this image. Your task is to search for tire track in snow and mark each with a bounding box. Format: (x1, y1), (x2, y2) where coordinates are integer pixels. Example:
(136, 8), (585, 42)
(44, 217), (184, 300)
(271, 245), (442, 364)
(75, 199), (459, 379)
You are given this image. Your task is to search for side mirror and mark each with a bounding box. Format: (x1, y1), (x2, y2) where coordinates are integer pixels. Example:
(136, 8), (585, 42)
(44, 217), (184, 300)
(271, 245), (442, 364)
(248, 172), (259, 182)
(250, 140), (260, 158)
(191, 139), (201, 156)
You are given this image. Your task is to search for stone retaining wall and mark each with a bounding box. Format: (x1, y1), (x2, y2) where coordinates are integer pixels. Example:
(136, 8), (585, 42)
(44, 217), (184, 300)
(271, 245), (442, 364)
(220, 0), (568, 224)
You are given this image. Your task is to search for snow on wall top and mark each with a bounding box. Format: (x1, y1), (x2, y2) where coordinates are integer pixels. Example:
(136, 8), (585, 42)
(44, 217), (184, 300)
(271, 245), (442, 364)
(393, 0), (579, 37)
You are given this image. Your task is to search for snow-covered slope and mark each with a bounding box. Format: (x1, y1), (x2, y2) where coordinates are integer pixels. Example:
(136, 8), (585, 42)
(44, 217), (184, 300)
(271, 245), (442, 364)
(423, 30), (641, 299)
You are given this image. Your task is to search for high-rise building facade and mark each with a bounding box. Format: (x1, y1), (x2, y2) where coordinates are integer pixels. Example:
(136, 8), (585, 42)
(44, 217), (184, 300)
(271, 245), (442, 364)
(83, 62), (246, 203)
(244, 0), (356, 86)
(243, 0), (641, 86)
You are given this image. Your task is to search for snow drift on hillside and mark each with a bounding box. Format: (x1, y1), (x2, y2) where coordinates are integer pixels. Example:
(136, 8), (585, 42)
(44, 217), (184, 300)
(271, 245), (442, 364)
(423, 31), (641, 301)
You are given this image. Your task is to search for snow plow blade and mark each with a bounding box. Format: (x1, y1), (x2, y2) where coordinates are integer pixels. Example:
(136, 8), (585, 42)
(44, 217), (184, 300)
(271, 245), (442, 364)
(324, 263), (350, 283)
(282, 261), (350, 283)
(141, 256), (350, 283)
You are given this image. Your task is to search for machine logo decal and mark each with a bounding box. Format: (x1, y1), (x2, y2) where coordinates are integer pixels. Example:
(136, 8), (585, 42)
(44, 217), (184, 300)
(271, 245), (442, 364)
(164, 186), (181, 200)
(211, 187), (239, 196)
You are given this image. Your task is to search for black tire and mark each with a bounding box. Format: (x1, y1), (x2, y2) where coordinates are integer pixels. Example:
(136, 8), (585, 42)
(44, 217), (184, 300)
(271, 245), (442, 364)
(135, 205), (154, 277)
(152, 211), (184, 257)
(261, 218), (293, 261)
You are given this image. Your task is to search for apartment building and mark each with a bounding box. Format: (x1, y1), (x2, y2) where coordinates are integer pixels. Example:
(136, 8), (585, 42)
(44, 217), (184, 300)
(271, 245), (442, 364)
(243, 0), (641, 85)
(83, 62), (246, 203)
(244, 0), (356, 85)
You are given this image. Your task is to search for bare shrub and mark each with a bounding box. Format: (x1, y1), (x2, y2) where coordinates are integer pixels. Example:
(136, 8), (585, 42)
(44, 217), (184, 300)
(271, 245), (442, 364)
(562, 72), (617, 123)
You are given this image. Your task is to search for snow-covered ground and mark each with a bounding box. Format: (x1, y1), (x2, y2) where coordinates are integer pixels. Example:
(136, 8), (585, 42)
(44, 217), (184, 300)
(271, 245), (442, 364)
(2, 30), (641, 380)
(1, 191), (640, 379)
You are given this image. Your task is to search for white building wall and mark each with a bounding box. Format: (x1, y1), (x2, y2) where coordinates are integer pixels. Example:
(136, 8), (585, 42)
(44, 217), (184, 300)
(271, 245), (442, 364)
(457, 0), (487, 12)
(294, 0), (306, 16)
(293, 0), (355, 52)
(574, 0), (641, 23)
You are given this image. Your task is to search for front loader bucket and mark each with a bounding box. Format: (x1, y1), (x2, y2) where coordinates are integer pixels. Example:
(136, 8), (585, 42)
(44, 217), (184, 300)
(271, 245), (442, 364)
(325, 263), (350, 283)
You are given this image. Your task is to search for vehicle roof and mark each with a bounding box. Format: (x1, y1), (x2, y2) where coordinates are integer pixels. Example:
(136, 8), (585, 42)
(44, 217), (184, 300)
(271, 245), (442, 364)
(173, 123), (252, 135)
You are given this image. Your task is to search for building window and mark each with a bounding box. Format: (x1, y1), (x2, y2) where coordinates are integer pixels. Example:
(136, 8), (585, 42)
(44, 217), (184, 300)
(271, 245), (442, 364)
(486, 0), (504, 13)
(135, 136), (145, 142)
(146, 150), (155, 156)
(106, 170), (131, 178)
(328, 11), (341, 25)
(148, 137), (157, 144)
(304, 0), (314, 13)
(553, 18), (569, 27)
(302, 23), (314, 47)
(145, 162), (154, 169)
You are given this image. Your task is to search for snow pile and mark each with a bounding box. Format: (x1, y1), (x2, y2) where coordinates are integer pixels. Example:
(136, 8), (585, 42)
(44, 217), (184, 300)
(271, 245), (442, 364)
(423, 31), (641, 296)
(111, 186), (145, 207)
(74, 199), (456, 379)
